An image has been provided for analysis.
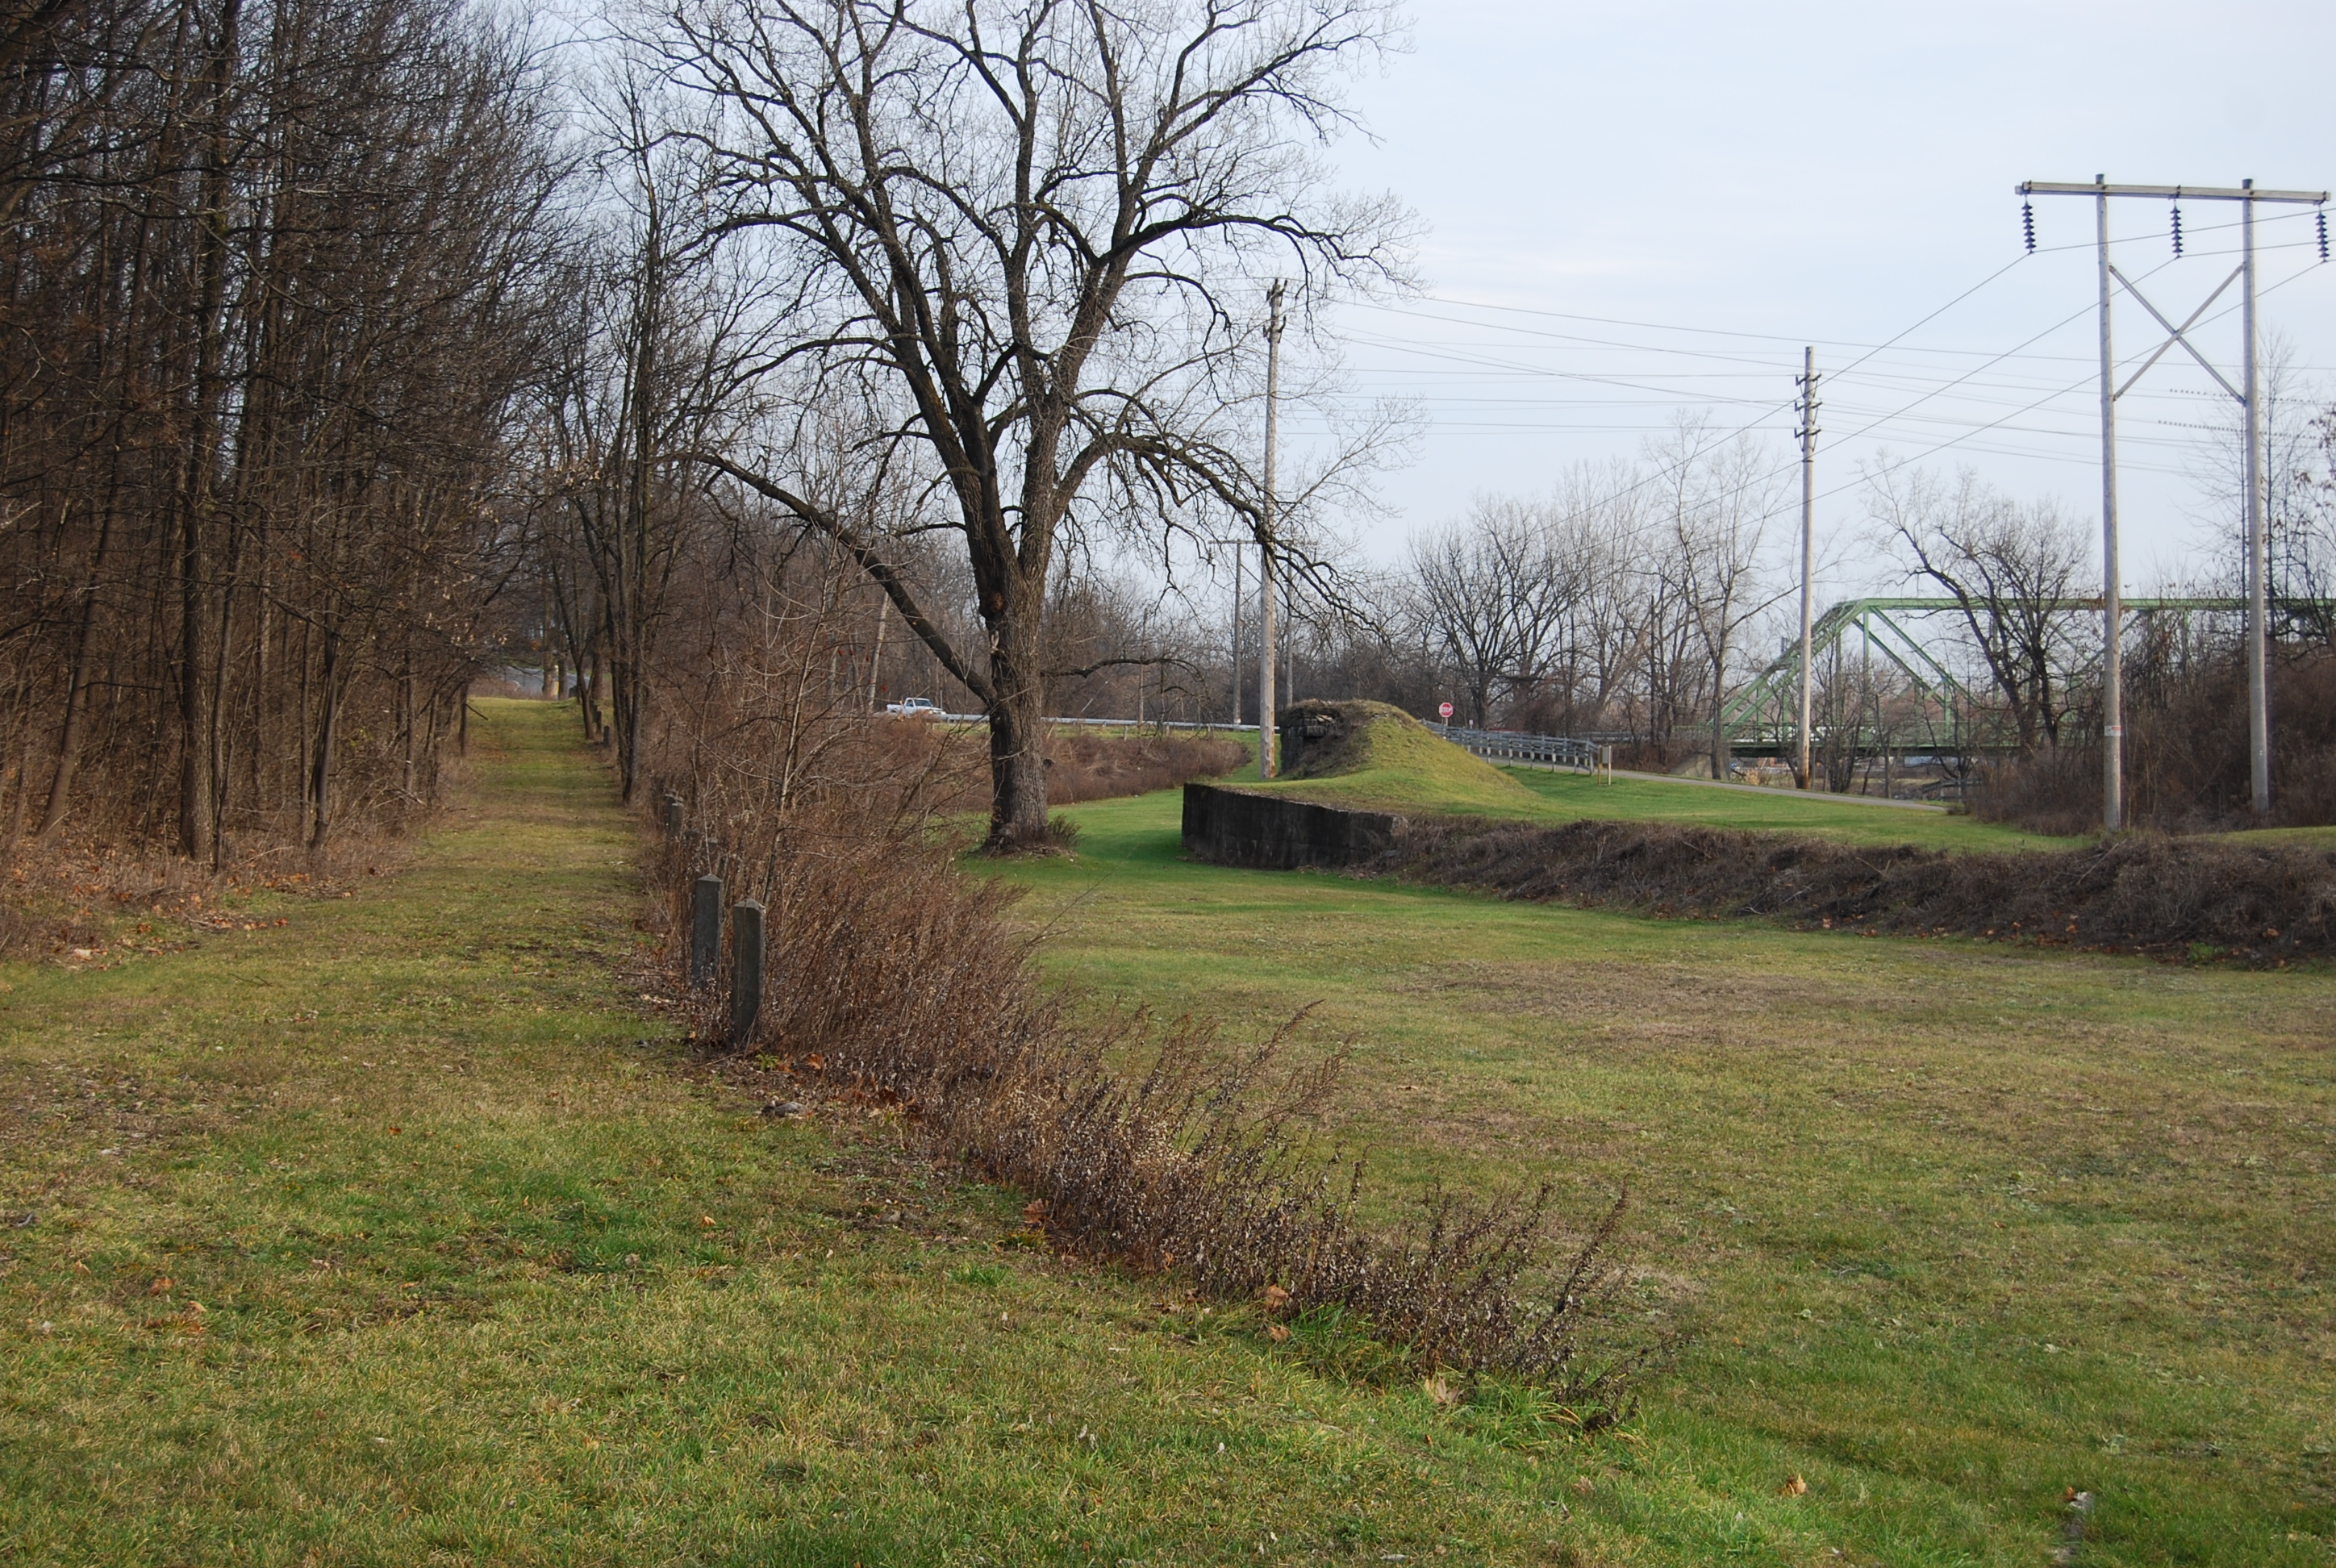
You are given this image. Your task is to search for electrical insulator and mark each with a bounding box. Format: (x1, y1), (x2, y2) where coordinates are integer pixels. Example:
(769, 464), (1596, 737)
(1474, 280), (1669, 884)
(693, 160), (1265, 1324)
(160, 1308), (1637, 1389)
(2170, 204), (2183, 256)
(2022, 201), (2035, 253)
(2321, 207), (2330, 264)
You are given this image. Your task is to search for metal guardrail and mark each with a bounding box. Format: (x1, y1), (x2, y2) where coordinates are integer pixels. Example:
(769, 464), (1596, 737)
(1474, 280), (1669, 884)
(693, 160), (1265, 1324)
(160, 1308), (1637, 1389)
(898, 711), (1260, 732)
(1439, 724), (1610, 776)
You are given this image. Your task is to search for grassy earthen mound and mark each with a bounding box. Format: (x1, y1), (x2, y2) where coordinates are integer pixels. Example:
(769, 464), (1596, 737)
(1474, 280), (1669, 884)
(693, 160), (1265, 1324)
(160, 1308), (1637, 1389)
(1265, 699), (1535, 814)
(1385, 816), (2336, 963)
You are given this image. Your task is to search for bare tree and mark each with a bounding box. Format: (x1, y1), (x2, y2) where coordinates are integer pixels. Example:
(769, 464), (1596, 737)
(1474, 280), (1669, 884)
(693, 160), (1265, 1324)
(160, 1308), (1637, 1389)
(2186, 333), (2334, 645)
(649, 0), (1410, 849)
(1405, 498), (1569, 728)
(1867, 463), (2088, 756)
(1650, 420), (1785, 778)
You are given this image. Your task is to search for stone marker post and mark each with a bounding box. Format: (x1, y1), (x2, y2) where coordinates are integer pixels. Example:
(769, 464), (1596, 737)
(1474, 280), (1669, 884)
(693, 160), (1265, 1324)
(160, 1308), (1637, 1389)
(664, 794), (684, 834)
(730, 899), (765, 1044)
(690, 874), (722, 987)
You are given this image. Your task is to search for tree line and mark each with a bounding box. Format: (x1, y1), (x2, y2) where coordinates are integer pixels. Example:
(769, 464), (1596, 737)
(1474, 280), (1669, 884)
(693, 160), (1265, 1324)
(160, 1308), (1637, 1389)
(9, 0), (2334, 865)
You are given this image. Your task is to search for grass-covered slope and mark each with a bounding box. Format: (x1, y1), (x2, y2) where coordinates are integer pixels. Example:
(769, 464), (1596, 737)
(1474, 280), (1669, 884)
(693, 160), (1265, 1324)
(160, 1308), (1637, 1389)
(1247, 699), (1538, 815)
(1500, 765), (2076, 852)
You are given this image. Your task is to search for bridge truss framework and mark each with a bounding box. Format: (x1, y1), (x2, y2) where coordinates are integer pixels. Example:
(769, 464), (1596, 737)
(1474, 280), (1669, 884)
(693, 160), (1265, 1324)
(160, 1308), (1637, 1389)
(1721, 595), (2313, 758)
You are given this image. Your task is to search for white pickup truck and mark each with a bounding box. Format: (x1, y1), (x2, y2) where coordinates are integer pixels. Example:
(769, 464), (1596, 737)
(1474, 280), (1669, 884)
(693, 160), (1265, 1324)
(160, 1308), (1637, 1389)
(884, 697), (942, 717)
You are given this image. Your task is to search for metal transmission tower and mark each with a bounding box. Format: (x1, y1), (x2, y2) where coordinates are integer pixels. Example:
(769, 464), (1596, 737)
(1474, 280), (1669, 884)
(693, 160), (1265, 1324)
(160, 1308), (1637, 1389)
(1794, 348), (1821, 789)
(1257, 280), (1287, 778)
(2018, 176), (2329, 822)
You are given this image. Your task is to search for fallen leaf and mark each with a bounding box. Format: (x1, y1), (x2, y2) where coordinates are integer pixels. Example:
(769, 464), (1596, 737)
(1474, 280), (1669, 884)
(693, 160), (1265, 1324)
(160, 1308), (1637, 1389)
(1266, 1324), (1291, 1343)
(387, 1127), (400, 1136)
(147, 1278), (173, 1296)
(1260, 1283), (1292, 1312)
(1021, 1200), (1048, 1226)
(1570, 1477), (1595, 1497)
(803, 1053), (825, 1073)
(699, 1214), (716, 1228)
(1779, 1473), (1808, 1496)
(1423, 1375), (1461, 1407)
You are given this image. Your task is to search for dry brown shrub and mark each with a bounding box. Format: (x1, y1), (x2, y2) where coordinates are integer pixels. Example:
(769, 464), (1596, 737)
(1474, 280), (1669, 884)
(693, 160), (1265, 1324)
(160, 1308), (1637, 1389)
(1387, 815), (2336, 961)
(1044, 730), (1244, 805)
(636, 691), (1657, 1407)
(840, 723), (1243, 814)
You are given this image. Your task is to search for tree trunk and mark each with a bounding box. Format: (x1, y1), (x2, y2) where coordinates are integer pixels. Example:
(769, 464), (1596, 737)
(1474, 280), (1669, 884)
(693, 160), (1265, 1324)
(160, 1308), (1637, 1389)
(985, 594), (1049, 850)
(309, 625), (340, 849)
(1709, 655), (1729, 782)
(175, 0), (243, 866)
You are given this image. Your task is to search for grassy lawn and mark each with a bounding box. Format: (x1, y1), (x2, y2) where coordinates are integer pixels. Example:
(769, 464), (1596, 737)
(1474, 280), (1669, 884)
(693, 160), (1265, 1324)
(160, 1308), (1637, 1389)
(993, 787), (2336, 1568)
(2, 699), (1715, 1567)
(1491, 767), (2076, 852)
(1192, 716), (2071, 853)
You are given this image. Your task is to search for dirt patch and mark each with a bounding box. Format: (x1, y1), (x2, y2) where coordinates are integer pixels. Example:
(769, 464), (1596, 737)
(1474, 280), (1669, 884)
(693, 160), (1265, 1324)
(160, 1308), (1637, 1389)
(1380, 817), (2336, 963)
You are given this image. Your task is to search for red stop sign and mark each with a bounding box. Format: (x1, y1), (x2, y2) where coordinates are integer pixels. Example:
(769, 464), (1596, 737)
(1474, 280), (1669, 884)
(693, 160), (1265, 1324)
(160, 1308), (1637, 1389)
(1438, 702), (1454, 719)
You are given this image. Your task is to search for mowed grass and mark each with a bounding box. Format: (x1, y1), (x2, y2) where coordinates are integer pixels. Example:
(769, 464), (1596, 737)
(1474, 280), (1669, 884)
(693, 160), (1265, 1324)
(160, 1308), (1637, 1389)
(1492, 766), (2078, 852)
(993, 788), (2336, 1568)
(1199, 715), (2070, 853)
(2, 700), (1728, 1567)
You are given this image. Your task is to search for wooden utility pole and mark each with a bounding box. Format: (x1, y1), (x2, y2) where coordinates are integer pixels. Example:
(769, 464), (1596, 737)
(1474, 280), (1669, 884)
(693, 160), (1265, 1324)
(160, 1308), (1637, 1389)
(1257, 280), (1286, 778)
(1231, 544), (1244, 727)
(1795, 347), (1819, 789)
(2019, 174), (2329, 822)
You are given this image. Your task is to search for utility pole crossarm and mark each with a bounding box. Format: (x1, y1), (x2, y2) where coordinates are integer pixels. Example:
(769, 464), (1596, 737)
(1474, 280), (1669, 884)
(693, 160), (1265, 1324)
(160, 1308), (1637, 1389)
(2020, 181), (2328, 204)
(2018, 170), (2330, 822)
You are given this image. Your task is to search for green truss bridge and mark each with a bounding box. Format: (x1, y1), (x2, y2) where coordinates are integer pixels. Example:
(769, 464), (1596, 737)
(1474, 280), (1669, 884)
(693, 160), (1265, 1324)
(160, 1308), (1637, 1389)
(1718, 596), (2308, 756)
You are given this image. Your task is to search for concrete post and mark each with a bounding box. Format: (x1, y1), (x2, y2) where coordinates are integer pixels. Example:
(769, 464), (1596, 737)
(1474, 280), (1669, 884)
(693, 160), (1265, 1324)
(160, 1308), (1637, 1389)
(730, 899), (765, 1044)
(664, 793), (684, 834)
(690, 874), (722, 988)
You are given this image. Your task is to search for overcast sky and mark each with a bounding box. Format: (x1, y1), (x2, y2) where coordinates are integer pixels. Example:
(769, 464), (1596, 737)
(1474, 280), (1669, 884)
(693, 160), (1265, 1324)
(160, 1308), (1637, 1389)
(1304, 0), (2336, 597)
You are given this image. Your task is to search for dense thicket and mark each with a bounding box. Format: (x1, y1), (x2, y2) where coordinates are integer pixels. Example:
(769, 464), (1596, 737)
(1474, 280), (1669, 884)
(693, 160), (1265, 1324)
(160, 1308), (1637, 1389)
(0, 0), (560, 861)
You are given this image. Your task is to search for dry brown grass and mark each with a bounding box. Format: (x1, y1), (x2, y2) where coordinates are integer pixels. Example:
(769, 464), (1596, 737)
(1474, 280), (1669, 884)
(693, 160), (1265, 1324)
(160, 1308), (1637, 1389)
(0, 811), (426, 959)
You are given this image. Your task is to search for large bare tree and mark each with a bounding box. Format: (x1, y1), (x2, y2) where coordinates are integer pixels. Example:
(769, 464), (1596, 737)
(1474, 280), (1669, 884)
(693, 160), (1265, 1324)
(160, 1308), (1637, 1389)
(652, 0), (1408, 849)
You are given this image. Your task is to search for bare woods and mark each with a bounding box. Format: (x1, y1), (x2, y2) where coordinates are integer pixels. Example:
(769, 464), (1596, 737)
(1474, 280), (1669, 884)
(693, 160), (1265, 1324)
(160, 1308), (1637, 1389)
(0, 0), (561, 865)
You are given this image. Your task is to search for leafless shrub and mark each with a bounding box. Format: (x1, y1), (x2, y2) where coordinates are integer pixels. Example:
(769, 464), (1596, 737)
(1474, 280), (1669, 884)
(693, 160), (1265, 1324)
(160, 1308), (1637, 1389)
(1045, 732), (1245, 806)
(639, 732), (1657, 1407)
(1388, 816), (2336, 962)
(1977, 643), (2336, 833)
